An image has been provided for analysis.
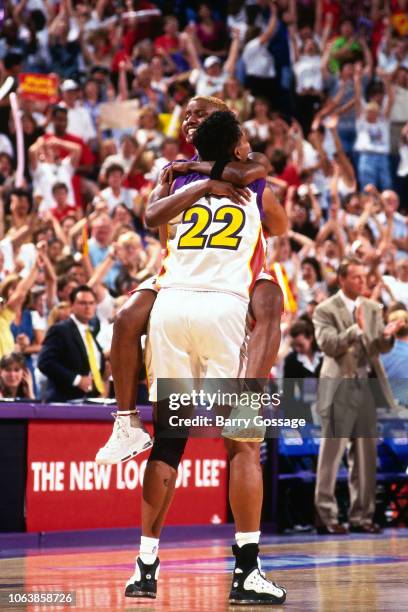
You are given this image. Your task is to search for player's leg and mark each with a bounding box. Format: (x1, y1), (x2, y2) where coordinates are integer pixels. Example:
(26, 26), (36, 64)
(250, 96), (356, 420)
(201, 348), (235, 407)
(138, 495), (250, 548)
(194, 293), (286, 605)
(246, 279), (283, 379)
(224, 436), (286, 605)
(225, 439), (263, 531)
(95, 288), (157, 465)
(126, 290), (191, 599)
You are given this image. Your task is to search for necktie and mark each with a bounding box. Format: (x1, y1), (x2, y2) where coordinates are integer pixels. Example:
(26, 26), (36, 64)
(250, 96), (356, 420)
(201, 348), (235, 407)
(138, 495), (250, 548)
(85, 327), (105, 396)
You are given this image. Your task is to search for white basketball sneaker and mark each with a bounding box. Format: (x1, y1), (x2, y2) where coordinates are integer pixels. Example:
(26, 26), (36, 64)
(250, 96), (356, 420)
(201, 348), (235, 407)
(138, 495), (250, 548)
(95, 412), (153, 464)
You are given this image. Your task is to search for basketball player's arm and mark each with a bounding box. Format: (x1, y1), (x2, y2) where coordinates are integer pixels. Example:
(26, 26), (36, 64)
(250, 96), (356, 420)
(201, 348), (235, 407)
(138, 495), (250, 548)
(160, 153), (271, 187)
(145, 180), (250, 228)
(262, 185), (289, 236)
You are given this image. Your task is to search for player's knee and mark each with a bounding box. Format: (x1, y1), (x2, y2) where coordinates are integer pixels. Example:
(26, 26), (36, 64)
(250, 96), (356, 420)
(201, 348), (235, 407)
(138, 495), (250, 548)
(113, 292), (153, 336)
(251, 281), (283, 323)
(148, 436), (187, 471)
(224, 439), (261, 462)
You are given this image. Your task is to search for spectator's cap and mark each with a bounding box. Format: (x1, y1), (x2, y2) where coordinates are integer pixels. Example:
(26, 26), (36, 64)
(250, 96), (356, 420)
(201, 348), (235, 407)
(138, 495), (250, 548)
(297, 183), (319, 197)
(204, 56), (221, 69)
(61, 79), (80, 92)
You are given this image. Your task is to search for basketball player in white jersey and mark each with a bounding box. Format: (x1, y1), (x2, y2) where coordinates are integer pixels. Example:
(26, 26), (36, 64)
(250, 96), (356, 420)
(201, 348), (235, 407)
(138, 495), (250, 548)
(125, 111), (287, 605)
(96, 97), (286, 465)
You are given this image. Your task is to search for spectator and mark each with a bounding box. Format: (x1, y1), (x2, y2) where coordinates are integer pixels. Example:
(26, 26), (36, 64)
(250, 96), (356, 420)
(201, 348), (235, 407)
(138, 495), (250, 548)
(241, 5), (278, 102)
(50, 183), (80, 222)
(313, 257), (402, 535)
(297, 256), (327, 313)
(135, 107), (165, 154)
(244, 98), (272, 145)
(284, 318), (322, 379)
(222, 77), (252, 122)
(382, 257), (408, 307)
(328, 19), (362, 73)
(193, 3), (228, 56)
(381, 309), (408, 407)
(48, 301), (71, 327)
(0, 255), (40, 359)
(60, 79), (97, 146)
(0, 352), (34, 399)
(96, 164), (140, 215)
(38, 285), (105, 402)
(48, 13), (82, 79)
(354, 71), (394, 190)
(29, 135), (80, 213)
(187, 28), (240, 97)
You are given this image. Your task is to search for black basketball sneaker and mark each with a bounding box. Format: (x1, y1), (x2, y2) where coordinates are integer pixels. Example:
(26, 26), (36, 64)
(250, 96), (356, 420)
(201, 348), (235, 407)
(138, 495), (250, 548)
(125, 556), (160, 598)
(229, 544), (287, 605)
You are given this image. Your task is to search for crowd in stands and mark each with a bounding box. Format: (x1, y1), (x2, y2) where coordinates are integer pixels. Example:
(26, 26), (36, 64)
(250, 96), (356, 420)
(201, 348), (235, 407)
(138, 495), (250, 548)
(0, 0), (407, 402)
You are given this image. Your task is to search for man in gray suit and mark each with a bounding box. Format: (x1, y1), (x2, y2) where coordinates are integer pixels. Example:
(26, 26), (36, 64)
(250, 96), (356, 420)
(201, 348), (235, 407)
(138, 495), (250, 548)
(312, 257), (404, 534)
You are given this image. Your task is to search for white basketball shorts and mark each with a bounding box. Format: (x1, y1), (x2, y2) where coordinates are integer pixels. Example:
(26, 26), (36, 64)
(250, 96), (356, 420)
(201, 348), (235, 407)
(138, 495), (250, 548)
(146, 288), (248, 401)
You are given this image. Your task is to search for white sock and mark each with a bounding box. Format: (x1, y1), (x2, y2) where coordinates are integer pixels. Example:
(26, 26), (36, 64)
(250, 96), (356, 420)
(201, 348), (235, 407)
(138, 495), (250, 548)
(235, 531), (261, 548)
(117, 410), (136, 416)
(139, 536), (159, 565)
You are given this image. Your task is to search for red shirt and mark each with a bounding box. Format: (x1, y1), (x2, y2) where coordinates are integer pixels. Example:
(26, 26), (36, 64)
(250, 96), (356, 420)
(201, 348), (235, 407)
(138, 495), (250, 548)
(51, 204), (78, 222)
(44, 133), (94, 167)
(276, 164), (300, 188)
(154, 34), (179, 54)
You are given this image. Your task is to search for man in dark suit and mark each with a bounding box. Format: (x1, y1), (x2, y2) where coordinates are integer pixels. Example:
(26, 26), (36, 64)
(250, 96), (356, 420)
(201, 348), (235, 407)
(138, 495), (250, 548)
(38, 285), (105, 402)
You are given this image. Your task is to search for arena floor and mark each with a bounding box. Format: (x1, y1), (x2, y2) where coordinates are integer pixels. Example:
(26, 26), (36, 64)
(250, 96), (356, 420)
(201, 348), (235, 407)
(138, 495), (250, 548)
(1, 528), (407, 611)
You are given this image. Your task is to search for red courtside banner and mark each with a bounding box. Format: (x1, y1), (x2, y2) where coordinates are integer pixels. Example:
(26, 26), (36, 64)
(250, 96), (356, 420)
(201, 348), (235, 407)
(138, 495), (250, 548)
(18, 73), (59, 103)
(26, 421), (228, 531)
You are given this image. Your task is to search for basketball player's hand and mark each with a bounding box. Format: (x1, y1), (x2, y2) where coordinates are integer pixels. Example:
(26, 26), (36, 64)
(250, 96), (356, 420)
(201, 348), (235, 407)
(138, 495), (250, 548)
(160, 161), (192, 184)
(207, 180), (251, 206)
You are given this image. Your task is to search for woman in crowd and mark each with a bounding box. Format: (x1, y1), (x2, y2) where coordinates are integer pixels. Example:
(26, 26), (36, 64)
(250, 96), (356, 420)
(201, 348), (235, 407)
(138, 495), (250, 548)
(0, 352), (34, 399)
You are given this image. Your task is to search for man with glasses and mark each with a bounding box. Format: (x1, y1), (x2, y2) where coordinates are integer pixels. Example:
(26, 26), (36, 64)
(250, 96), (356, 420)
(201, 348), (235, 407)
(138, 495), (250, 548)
(38, 285), (107, 403)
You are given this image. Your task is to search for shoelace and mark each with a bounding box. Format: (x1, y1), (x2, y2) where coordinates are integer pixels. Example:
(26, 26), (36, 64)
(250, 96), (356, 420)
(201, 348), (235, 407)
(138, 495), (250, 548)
(104, 414), (130, 447)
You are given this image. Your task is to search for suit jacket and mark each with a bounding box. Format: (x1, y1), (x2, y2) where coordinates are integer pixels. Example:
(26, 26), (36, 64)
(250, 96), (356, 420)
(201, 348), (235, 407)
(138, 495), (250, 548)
(38, 318), (105, 403)
(312, 292), (397, 416)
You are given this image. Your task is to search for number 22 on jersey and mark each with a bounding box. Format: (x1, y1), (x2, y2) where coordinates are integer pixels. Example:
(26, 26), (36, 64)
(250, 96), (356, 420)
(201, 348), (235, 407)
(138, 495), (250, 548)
(178, 204), (246, 251)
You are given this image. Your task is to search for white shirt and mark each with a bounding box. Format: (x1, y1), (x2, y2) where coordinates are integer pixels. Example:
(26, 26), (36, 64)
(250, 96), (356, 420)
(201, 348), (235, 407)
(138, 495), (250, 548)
(390, 86), (408, 123)
(339, 289), (358, 315)
(293, 55), (323, 93)
(32, 157), (75, 213)
(370, 211), (408, 259)
(191, 69), (228, 97)
(67, 104), (97, 143)
(0, 134), (14, 157)
(382, 275), (408, 307)
(354, 117), (391, 154)
(97, 186), (138, 213)
(242, 38), (276, 78)
(243, 119), (270, 142)
(70, 314), (102, 386)
(297, 351), (322, 373)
